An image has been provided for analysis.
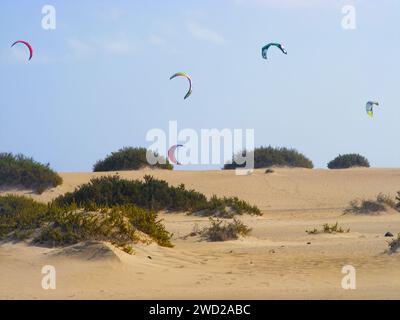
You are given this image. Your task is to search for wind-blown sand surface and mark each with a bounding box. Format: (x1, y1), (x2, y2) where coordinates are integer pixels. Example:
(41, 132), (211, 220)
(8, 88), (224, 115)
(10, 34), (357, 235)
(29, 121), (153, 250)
(1, 168), (400, 299)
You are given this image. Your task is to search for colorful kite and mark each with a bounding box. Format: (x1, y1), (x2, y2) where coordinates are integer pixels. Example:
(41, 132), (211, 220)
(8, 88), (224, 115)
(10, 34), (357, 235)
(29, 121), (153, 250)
(366, 101), (379, 118)
(170, 73), (192, 100)
(168, 144), (184, 165)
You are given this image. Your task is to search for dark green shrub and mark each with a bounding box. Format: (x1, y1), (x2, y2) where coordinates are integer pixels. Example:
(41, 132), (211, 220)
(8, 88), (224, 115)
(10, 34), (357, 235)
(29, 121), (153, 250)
(224, 146), (313, 170)
(93, 147), (173, 172)
(55, 176), (262, 217)
(201, 218), (252, 242)
(328, 154), (370, 169)
(0, 153), (62, 193)
(199, 196), (261, 217)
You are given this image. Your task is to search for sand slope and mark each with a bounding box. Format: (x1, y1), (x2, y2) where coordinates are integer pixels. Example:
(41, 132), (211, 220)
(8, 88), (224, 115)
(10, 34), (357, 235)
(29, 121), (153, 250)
(1, 168), (400, 299)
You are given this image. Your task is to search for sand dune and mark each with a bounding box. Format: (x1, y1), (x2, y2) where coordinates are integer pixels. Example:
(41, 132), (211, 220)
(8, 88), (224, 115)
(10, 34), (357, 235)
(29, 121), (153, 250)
(1, 168), (400, 299)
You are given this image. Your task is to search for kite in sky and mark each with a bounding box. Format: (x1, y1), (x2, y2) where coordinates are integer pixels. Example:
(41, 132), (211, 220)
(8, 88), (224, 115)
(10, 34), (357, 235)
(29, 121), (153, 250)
(168, 144), (184, 165)
(11, 40), (33, 61)
(366, 101), (379, 118)
(262, 43), (287, 60)
(170, 73), (192, 100)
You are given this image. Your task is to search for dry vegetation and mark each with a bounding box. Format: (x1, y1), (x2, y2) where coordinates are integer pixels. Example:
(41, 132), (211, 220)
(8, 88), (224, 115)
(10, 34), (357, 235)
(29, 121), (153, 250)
(0, 195), (173, 250)
(344, 194), (397, 215)
(306, 222), (350, 235)
(187, 218), (252, 242)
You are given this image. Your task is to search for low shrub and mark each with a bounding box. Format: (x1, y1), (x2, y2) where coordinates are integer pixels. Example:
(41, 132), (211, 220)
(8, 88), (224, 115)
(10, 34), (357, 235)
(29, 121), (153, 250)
(327, 154), (370, 169)
(93, 147), (173, 172)
(224, 146), (313, 170)
(55, 175), (262, 217)
(0, 153), (62, 194)
(0, 195), (48, 237)
(201, 218), (252, 242)
(377, 193), (397, 209)
(36, 204), (173, 248)
(0, 195), (173, 248)
(306, 222), (350, 235)
(344, 194), (396, 215)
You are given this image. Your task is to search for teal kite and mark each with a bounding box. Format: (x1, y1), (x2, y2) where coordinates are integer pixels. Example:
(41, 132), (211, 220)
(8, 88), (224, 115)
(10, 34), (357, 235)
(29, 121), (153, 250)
(262, 43), (287, 60)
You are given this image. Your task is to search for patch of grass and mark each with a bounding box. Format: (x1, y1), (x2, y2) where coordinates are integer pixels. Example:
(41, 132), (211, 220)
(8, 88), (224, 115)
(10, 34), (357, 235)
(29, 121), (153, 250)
(387, 233), (400, 254)
(306, 222), (350, 235)
(55, 175), (261, 217)
(0, 195), (173, 249)
(0, 153), (62, 194)
(93, 147), (173, 172)
(201, 218), (252, 242)
(327, 154), (370, 169)
(224, 146), (313, 170)
(344, 194), (396, 215)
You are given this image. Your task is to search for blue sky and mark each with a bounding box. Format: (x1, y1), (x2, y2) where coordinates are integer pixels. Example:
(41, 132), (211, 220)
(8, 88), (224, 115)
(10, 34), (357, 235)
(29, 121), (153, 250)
(0, 0), (399, 171)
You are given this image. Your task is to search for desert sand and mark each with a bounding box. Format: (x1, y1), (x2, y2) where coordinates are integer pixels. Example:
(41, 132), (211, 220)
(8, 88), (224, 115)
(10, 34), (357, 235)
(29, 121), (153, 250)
(1, 168), (400, 299)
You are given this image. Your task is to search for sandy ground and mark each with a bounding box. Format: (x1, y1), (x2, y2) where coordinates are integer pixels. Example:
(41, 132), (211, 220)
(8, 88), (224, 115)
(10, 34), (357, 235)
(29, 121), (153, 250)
(1, 168), (400, 299)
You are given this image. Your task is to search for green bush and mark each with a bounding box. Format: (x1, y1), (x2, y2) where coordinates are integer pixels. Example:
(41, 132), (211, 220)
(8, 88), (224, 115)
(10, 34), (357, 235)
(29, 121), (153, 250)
(0, 195), (173, 248)
(0, 195), (48, 237)
(201, 218), (252, 242)
(224, 146), (313, 170)
(0, 153), (62, 194)
(55, 175), (262, 217)
(328, 154), (370, 169)
(93, 147), (173, 172)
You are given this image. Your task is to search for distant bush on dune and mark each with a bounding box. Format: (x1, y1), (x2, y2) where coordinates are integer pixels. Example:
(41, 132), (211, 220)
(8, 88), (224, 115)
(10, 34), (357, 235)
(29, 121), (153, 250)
(224, 146), (313, 170)
(327, 154), (370, 169)
(0, 195), (173, 249)
(344, 194), (397, 215)
(0, 153), (62, 194)
(55, 175), (261, 217)
(93, 147), (173, 172)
